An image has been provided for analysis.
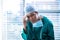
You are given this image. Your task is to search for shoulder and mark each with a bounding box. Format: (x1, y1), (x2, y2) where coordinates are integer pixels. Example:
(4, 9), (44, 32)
(41, 16), (53, 25)
(38, 15), (50, 23)
(38, 15), (44, 20)
(39, 15), (49, 21)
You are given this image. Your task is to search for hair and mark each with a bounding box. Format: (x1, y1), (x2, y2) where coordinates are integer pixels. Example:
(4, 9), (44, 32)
(27, 11), (38, 18)
(34, 11), (38, 14)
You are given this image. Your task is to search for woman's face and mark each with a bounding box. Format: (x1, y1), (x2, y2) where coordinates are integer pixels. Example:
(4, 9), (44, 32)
(27, 12), (38, 22)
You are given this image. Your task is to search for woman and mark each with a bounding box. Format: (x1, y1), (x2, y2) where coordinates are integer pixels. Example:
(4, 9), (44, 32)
(21, 5), (54, 40)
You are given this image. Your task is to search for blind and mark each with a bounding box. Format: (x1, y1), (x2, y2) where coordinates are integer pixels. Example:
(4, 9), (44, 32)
(2, 0), (60, 40)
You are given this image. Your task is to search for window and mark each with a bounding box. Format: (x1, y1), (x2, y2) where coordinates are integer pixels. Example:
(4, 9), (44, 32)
(2, 0), (60, 40)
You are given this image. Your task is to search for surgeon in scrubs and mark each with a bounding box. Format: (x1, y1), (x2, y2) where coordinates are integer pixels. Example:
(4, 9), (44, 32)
(21, 5), (55, 40)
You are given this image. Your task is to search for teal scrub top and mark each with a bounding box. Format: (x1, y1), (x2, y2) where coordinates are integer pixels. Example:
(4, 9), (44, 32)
(21, 16), (55, 40)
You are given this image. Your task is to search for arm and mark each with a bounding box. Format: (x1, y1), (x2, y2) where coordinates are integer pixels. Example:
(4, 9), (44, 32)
(21, 16), (28, 40)
(23, 15), (28, 34)
(41, 16), (55, 40)
(47, 22), (54, 40)
(22, 15), (33, 40)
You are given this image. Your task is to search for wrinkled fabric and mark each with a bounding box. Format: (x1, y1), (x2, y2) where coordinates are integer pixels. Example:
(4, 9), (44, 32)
(21, 16), (55, 40)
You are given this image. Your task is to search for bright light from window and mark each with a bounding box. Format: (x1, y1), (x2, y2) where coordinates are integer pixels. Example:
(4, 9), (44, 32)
(3, 0), (20, 15)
